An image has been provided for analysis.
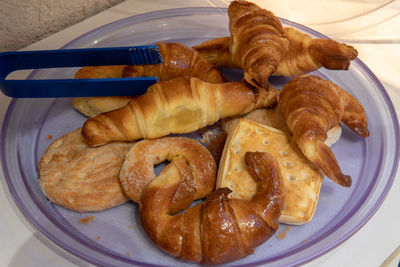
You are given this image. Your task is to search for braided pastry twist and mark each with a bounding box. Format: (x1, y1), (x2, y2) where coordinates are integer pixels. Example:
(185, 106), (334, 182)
(140, 151), (285, 265)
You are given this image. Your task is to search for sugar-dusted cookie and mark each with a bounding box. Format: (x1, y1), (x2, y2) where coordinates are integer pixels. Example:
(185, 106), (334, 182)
(39, 128), (134, 212)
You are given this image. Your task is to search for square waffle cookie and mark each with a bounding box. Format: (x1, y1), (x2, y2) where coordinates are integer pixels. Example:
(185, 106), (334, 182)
(217, 118), (324, 225)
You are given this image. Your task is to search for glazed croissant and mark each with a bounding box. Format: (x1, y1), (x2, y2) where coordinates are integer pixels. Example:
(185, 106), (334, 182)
(278, 75), (369, 187)
(198, 0), (289, 89)
(140, 151), (285, 265)
(82, 76), (279, 146)
(123, 42), (226, 83)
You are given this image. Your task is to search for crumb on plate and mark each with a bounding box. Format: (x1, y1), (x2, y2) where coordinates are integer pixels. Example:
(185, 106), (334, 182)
(276, 226), (291, 240)
(79, 215), (96, 224)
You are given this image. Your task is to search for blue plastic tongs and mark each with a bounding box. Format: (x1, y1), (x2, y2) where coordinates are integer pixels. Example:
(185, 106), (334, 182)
(0, 46), (162, 98)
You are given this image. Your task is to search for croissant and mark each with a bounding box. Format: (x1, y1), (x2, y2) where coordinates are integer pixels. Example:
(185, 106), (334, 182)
(275, 27), (358, 76)
(72, 65), (134, 117)
(278, 75), (369, 187)
(73, 42), (226, 117)
(140, 151), (285, 265)
(123, 42), (226, 83)
(74, 65), (125, 79)
(194, 0), (289, 89)
(194, 7), (357, 78)
(82, 76), (279, 146)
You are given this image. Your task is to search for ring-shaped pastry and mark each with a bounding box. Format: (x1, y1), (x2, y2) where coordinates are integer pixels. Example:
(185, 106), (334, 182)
(119, 137), (216, 213)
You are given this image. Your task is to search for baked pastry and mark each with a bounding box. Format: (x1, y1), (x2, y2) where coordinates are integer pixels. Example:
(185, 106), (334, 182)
(227, 0), (288, 89)
(73, 42), (226, 117)
(38, 128), (133, 212)
(226, 0), (288, 89)
(193, 3), (357, 78)
(123, 42), (226, 83)
(72, 65), (134, 117)
(194, 0), (288, 89)
(140, 151), (285, 264)
(222, 106), (290, 134)
(195, 27), (357, 78)
(275, 27), (358, 77)
(119, 137), (216, 214)
(82, 76), (279, 146)
(278, 75), (369, 187)
(74, 65), (125, 79)
(217, 118), (323, 224)
(222, 107), (342, 146)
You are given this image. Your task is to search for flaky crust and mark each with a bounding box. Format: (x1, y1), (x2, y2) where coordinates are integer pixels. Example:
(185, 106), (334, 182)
(193, 37), (234, 68)
(123, 42), (226, 83)
(81, 76), (279, 146)
(72, 65), (134, 117)
(38, 128), (133, 212)
(74, 65), (125, 79)
(73, 43), (226, 117)
(278, 75), (369, 187)
(275, 27), (358, 76)
(140, 151), (284, 265)
(119, 137), (216, 214)
(194, 5), (358, 78)
(228, 0), (288, 89)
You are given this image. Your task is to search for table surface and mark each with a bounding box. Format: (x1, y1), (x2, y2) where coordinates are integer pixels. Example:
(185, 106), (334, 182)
(1, 1), (400, 266)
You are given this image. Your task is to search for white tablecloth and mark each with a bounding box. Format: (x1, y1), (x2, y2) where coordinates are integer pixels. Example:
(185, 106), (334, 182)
(1, 1), (399, 266)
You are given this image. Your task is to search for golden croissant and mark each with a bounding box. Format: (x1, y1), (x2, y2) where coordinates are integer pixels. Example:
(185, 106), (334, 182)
(82, 76), (279, 146)
(140, 151), (285, 265)
(194, 2), (357, 78)
(275, 27), (358, 76)
(123, 42), (226, 83)
(73, 42), (226, 117)
(227, 0), (288, 89)
(278, 75), (369, 187)
(73, 65), (135, 117)
(193, 0), (288, 89)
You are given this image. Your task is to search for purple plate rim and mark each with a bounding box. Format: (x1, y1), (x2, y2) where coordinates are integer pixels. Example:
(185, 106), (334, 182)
(1, 6), (399, 267)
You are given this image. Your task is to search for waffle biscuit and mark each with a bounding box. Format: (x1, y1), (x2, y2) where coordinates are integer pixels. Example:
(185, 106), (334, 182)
(217, 118), (324, 224)
(222, 107), (342, 146)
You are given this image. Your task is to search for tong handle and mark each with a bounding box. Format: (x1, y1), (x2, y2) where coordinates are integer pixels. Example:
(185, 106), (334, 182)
(0, 46), (162, 98)
(0, 46), (162, 76)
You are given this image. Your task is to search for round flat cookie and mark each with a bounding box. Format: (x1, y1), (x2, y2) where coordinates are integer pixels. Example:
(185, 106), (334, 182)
(39, 128), (134, 212)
